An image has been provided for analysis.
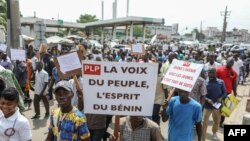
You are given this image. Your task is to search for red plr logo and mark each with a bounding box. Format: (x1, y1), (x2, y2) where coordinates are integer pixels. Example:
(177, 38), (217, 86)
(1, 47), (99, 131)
(83, 64), (101, 75)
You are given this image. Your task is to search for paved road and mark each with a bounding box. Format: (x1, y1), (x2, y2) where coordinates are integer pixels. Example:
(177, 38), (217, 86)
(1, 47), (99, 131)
(23, 79), (250, 141)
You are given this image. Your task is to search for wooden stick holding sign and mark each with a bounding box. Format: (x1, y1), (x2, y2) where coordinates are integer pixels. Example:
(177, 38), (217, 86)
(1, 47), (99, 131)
(73, 75), (82, 92)
(167, 88), (176, 101)
(161, 88), (175, 122)
(113, 115), (120, 141)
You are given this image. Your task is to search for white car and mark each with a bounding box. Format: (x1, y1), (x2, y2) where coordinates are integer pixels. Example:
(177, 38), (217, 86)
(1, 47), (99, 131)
(240, 43), (250, 51)
(111, 44), (131, 52)
(88, 40), (103, 48)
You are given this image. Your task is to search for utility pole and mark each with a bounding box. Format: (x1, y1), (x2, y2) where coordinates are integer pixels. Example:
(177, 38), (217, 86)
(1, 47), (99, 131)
(101, 1), (104, 20)
(221, 6), (231, 43)
(126, 0), (129, 17)
(7, 0), (21, 50)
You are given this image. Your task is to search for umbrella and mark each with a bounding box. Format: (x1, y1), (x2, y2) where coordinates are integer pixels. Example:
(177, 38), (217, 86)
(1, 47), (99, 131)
(46, 36), (74, 44)
(46, 36), (74, 48)
(21, 35), (34, 41)
(65, 35), (83, 40)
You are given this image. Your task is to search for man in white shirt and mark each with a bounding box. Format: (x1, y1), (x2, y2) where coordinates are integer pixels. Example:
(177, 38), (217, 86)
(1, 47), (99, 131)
(232, 53), (244, 84)
(204, 53), (221, 79)
(204, 54), (221, 69)
(32, 62), (50, 119)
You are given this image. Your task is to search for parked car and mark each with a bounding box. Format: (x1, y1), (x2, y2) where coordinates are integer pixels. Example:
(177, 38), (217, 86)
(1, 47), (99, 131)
(221, 43), (234, 51)
(239, 43), (250, 51)
(230, 45), (246, 53)
(111, 44), (131, 52)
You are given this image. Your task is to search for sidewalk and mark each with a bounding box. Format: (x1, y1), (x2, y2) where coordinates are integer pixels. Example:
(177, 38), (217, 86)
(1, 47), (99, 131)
(225, 82), (250, 125)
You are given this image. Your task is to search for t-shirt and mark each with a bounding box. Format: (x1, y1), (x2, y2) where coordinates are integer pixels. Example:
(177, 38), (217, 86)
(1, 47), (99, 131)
(166, 96), (202, 141)
(0, 108), (32, 141)
(35, 69), (48, 95)
(190, 77), (207, 103)
(160, 61), (170, 76)
(48, 107), (90, 141)
(216, 66), (237, 94)
(232, 59), (243, 75)
(119, 116), (163, 141)
(0, 110), (2, 117)
(204, 62), (221, 71)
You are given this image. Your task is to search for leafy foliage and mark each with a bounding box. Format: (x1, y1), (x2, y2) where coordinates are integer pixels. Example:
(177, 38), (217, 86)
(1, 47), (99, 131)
(0, 0), (6, 29)
(77, 14), (98, 23)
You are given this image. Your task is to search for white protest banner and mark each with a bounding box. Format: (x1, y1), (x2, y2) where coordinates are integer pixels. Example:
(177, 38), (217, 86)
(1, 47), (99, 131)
(161, 59), (204, 92)
(82, 61), (158, 116)
(57, 52), (81, 74)
(132, 44), (143, 53)
(93, 54), (103, 61)
(185, 49), (190, 54)
(172, 46), (178, 52)
(163, 44), (169, 51)
(10, 49), (26, 61)
(0, 44), (7, 52)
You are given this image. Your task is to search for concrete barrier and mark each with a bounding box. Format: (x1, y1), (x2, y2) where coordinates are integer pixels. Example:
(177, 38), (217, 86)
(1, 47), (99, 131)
(242, 113), (250, 125)
(246, 99), (250, 112)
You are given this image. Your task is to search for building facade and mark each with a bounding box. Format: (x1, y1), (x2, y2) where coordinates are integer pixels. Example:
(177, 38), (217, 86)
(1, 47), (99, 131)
(146, 23), (178, 37)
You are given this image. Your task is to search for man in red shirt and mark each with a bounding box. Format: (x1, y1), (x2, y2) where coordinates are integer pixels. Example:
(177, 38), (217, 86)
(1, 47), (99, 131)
(216, 57), (238, 128)
(216, 58), (238, 95)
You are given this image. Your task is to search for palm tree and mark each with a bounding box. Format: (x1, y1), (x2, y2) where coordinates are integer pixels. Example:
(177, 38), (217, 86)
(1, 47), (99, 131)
(0, 0), (7, 29)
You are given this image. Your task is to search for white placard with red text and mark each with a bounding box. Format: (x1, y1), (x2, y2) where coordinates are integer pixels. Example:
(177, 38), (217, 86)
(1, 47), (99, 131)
(82, 61), (158, 116)
(161, 59), (204, 92)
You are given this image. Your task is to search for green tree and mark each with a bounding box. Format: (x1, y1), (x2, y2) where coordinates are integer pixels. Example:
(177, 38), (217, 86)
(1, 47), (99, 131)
(133, 25), (151, 38)
(133, 25), (143, 37)
(75, 14), (99, 37)
(192, 28), (205, 41)
(0, 0), (7, 29)
(77, 14), (98, 23)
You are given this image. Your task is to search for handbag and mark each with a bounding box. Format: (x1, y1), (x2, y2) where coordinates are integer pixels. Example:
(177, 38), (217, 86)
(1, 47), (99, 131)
(221, 94), (240, 117)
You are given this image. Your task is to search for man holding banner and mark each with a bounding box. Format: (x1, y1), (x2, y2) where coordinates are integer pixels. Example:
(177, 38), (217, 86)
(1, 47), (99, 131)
(46, 80), (90, 141)
(161, 59), (204, 141)
(164, 89), (202, 141)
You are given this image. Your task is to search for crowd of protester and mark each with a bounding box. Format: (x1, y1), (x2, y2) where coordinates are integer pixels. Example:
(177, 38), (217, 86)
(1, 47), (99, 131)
(0, 40), (249, 141)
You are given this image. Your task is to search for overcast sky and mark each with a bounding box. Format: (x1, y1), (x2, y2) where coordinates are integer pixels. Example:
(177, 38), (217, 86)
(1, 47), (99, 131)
(19, 0), (250, 33)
